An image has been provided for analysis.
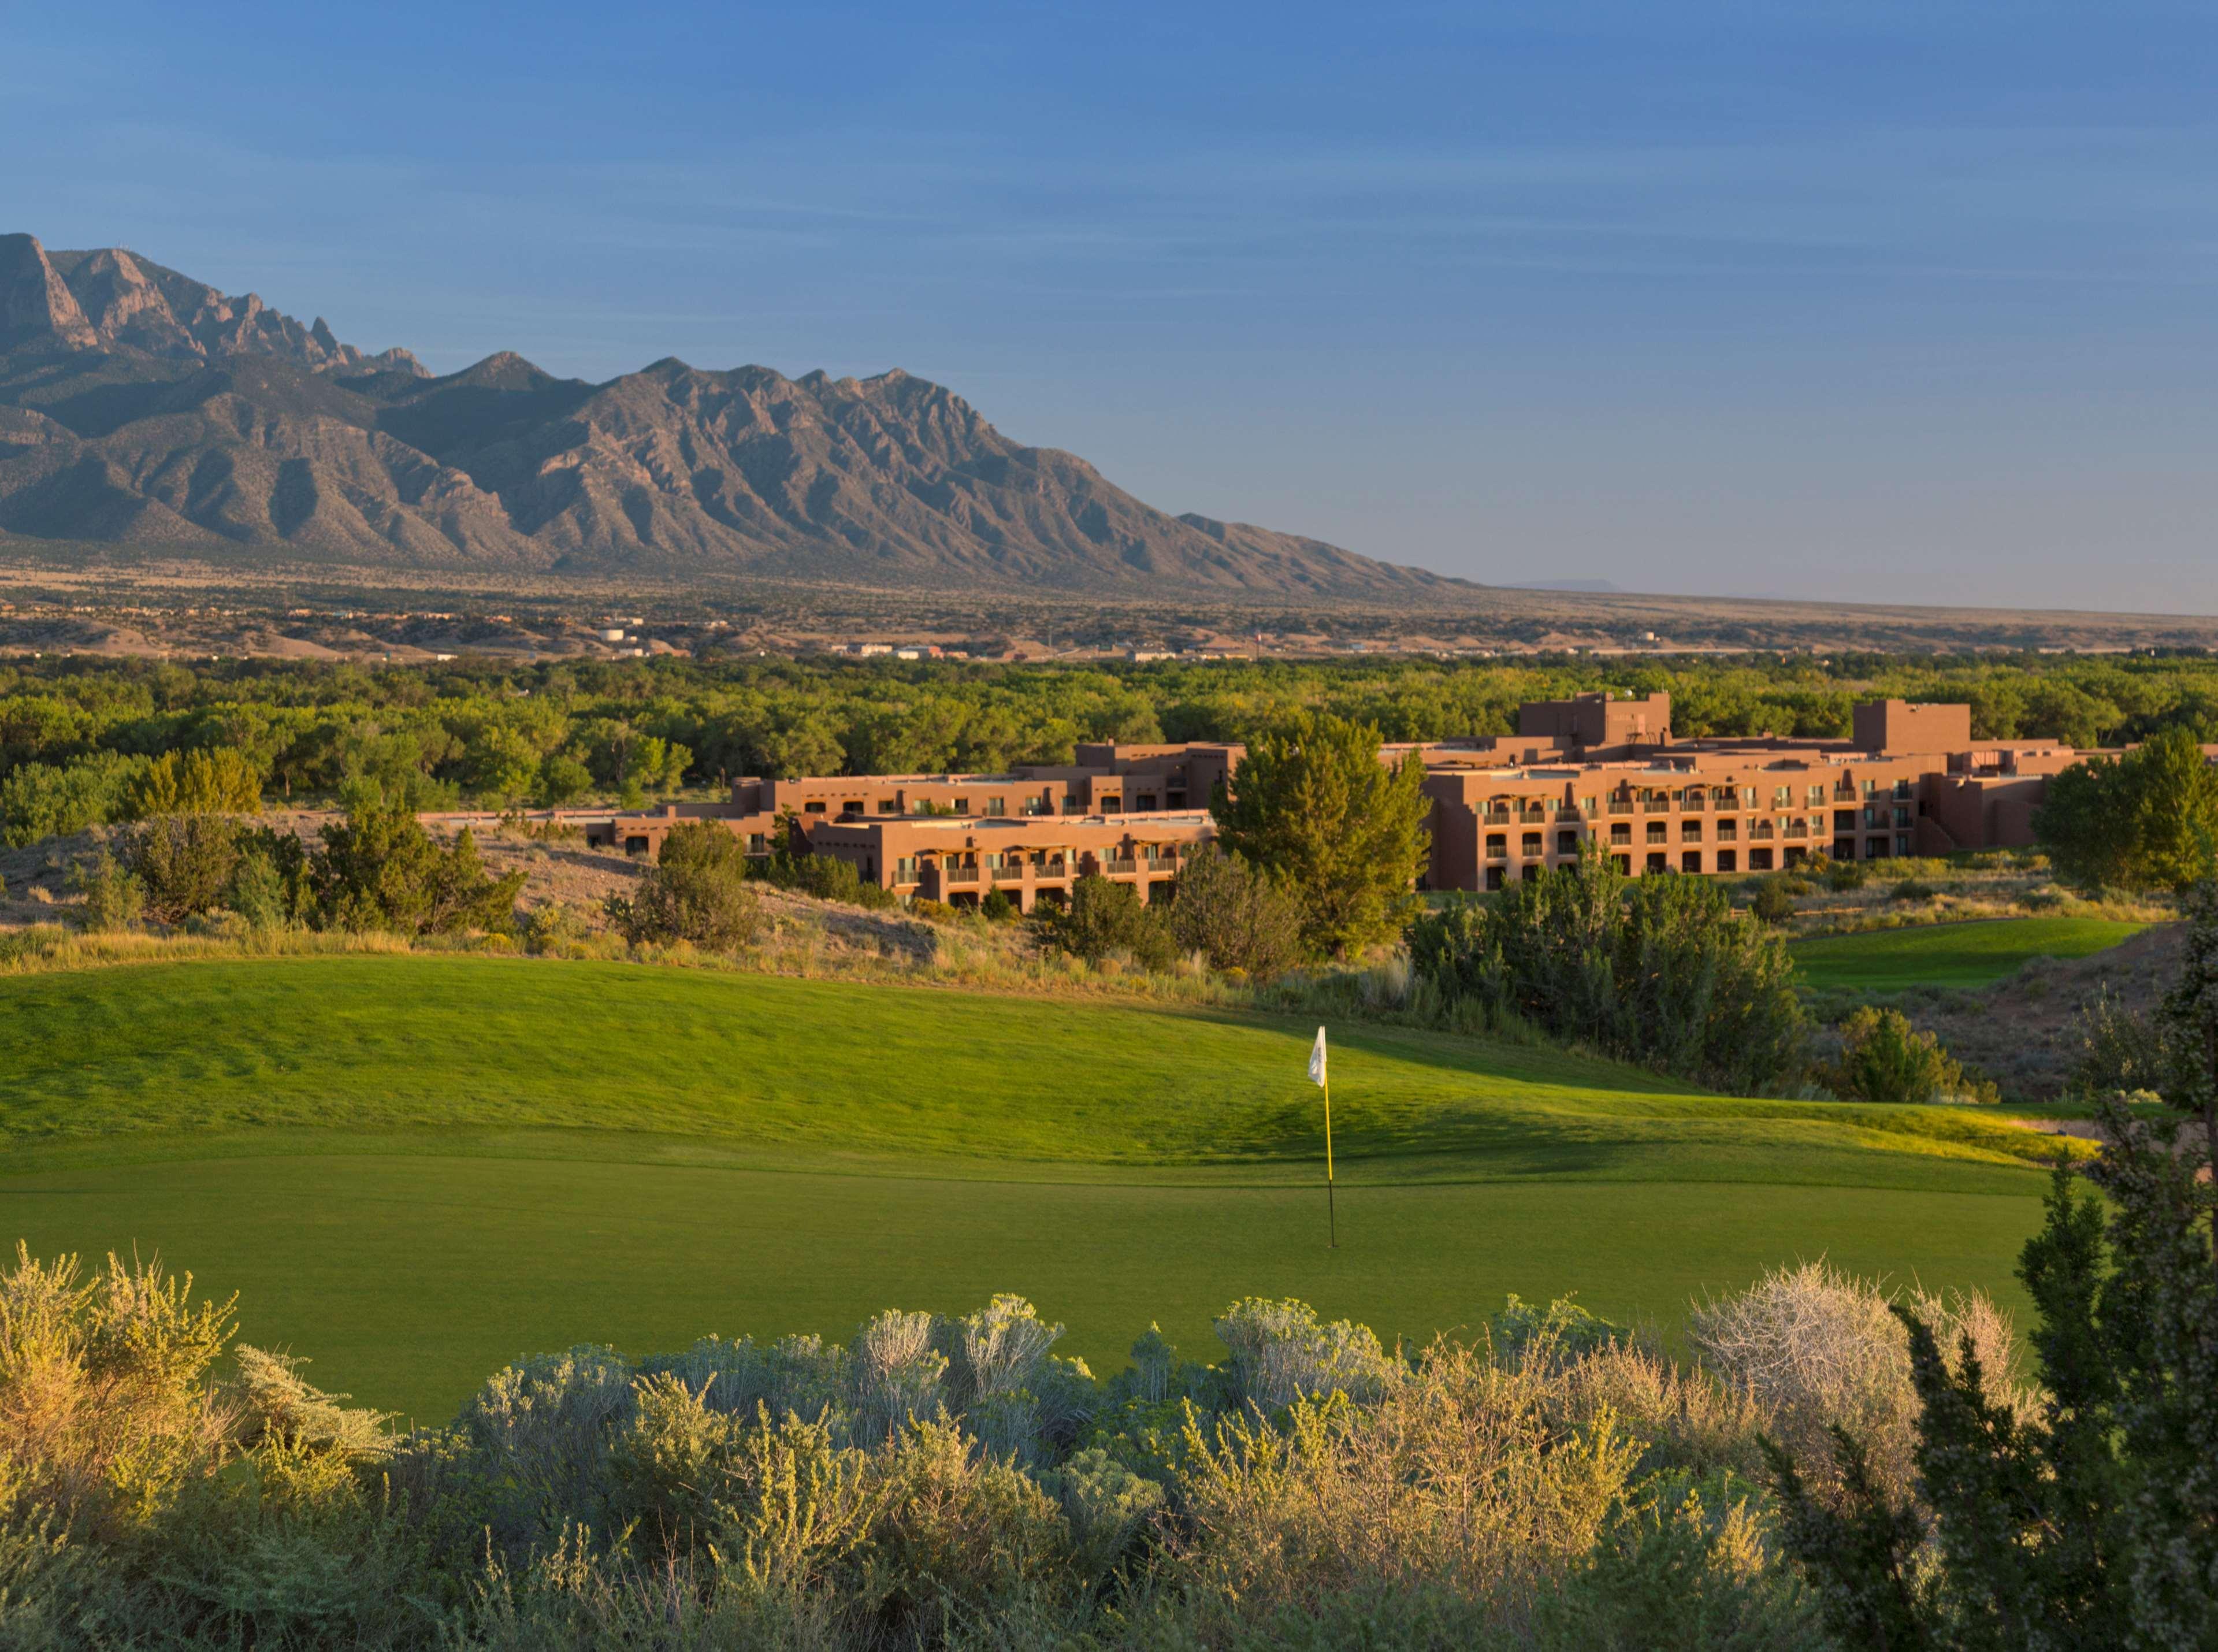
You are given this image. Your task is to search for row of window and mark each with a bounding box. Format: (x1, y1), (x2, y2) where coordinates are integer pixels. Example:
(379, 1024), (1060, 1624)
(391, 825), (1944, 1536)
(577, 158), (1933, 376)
(1489, 778), (1918, 818)
(888, 849), (1184, 882)
(798, 789), (1189, 819)
(1478, 830), (1919, 888)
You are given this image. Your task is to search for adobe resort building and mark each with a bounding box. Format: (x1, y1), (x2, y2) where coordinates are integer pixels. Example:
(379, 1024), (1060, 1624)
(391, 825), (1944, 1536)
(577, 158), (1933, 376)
(432, 693), (2191, 906)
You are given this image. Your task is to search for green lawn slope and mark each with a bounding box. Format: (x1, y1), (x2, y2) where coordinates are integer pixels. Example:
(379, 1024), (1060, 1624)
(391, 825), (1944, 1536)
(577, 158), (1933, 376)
(0, 956), (2068, 1419)
(1790, 916), (2149, 993)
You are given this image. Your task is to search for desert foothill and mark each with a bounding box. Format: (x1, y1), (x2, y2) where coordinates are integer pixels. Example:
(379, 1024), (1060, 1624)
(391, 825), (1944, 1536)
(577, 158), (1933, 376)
(5, 5), (2218, 1648)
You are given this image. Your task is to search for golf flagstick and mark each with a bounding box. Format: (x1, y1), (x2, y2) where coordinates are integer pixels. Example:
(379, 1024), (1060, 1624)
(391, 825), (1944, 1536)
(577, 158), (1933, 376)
(1309, 1026), (1335, 1248)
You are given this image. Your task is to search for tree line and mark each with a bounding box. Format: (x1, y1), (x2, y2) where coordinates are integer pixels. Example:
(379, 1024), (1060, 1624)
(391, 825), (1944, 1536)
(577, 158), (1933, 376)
(8, 648), (2218, 845)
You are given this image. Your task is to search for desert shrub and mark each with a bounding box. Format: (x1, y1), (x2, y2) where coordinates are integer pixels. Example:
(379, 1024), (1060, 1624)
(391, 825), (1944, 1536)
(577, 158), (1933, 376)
(979, 887), (1019, 923)
(1767, 1087), (2218, 1647)
(1486, 1293), (1630, 1367)
(1172, 1338), (1642, 1628)
(128, 748), (265, 818)
(909, 897), (957, 923)
(1534, 1472), (1829, 1650)
(1161, 842), (1308, 979)
(1690, 1260), (2020, 1507)
(1040, 872), (1177, 971)
(1750, 879), (1796, 925)
(1889, 878), (1935, 903)
(116, 812), (243, 924)
(1824, 857), (1870, 892)
(66, 848), (143, 932)
(1820, 1005), (1995, 1104)
(752, 841), (898, 909)
(606, 820), (763, 949)
(517, 901), (589, 956)
(2068, 983), (2171, 1096)
(1041, 1446), (1165, 1577)
(311, 805), (525, 935)
(1408, 847), (1808, 1094)
(1213, 1297), (1398, 1408)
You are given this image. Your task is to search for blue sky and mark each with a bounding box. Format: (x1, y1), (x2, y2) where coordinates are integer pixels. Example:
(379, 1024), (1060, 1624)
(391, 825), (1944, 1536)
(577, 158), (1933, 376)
(6, 1), (2216, 611)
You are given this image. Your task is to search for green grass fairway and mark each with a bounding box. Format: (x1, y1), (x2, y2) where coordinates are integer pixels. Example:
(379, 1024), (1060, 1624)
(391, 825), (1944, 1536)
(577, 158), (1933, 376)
(0, 956), (2067, 1419)
(1790, 916), (2149, 993)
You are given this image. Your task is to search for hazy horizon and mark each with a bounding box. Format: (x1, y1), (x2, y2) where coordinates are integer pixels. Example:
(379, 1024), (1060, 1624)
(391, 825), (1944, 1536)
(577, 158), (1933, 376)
(8, 1), (2215, 614)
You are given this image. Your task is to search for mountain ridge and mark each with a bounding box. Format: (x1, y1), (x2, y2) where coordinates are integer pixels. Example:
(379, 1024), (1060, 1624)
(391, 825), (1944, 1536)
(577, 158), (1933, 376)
(0, 233), (1469, 598)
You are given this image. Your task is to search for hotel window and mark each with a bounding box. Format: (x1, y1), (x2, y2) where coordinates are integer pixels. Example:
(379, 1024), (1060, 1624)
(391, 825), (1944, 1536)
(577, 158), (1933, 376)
(1487, 833), (1507, 857)
(1716, 849), (1737, 873)
(1646, 821), (1667, 844)
(895, 856), (918, 881)
(1715, 818), (1737, 840)
(1647, 852), (1668, 874)
(1681, 819), (1703, 841)
(1682, 851), (1702, 874)
(984, 797), (1006, 816)
(1807, 785), (1826, 806)
(1522, 833), (1543, 856)
(804, 801), (826, 815)
(878, 799), (900, 814)
(1772, 786), (1792, 807)
(1610, 823), (1631, 845)
(1556, 830), (1579, 855)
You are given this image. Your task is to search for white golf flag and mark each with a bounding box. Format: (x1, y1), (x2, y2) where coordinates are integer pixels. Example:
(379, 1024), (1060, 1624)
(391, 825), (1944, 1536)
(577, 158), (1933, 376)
(1308, 1026), (1327, 1087)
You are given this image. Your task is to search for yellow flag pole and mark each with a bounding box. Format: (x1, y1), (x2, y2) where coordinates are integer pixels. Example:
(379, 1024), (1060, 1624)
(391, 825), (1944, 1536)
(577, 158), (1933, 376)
(1324, 1071), (1337, 1249)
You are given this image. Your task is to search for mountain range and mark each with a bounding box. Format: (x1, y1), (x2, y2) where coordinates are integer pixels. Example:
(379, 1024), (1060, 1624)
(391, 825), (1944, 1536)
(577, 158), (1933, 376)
(0, 233), (1462, 598)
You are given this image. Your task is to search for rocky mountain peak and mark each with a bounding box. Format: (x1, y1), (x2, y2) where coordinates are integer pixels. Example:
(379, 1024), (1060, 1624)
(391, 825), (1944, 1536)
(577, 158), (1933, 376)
(0, 234), (98, 351)
(5, 233), (428, 378)
(0, 232), (1460, 598)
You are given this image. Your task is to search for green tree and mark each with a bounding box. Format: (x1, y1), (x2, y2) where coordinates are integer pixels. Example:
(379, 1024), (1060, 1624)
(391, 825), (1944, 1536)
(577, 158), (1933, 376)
(1161, 844), (1307, 978)
(2134, 727), (2218, 893)
(1211, 710), (1429, 956)
(1041, 873), (1176, 971)
(67, 848), (144, 933)
(1769, 886), (2218, 1646)
(1407, 847), (1807, 1094)
(311, 805), (523, 934)
(117, 814), (244, 925)
(128, 748), (265, 818)
(607, 821), (763, 949)
(1751, 878), (1797, 925)
(1819, 1007), (1993, 1105)
(2039, 727), (2218, 893)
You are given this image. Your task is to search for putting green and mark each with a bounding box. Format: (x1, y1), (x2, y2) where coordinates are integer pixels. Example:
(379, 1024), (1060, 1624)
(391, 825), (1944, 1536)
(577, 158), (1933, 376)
(1790, 916), (2150, 993)
(0, 956), (2063, 1419)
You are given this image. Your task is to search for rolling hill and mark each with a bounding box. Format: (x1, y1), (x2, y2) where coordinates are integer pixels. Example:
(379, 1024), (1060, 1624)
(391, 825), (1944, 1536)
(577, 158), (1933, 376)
(0, 232), (1464, 597)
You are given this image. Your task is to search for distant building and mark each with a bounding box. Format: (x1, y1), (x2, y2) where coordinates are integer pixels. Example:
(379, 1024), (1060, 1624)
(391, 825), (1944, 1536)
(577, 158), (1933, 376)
(422, 692), (2214, 907)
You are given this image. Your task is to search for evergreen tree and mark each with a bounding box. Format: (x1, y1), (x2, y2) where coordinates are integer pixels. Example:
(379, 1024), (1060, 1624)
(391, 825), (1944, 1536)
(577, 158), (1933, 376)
(1210, 710), (1429, 957)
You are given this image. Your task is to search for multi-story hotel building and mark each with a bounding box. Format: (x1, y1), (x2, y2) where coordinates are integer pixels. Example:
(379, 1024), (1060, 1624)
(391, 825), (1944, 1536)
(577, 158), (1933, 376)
(426, 693), (2199, 907)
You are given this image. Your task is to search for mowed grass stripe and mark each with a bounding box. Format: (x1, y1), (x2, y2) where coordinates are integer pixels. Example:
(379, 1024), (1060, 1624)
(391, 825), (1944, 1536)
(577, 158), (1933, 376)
(0, 1150), (2048, 1421)
(0, 956), (2059, 1185)
(1789, 916), (2150, 993)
